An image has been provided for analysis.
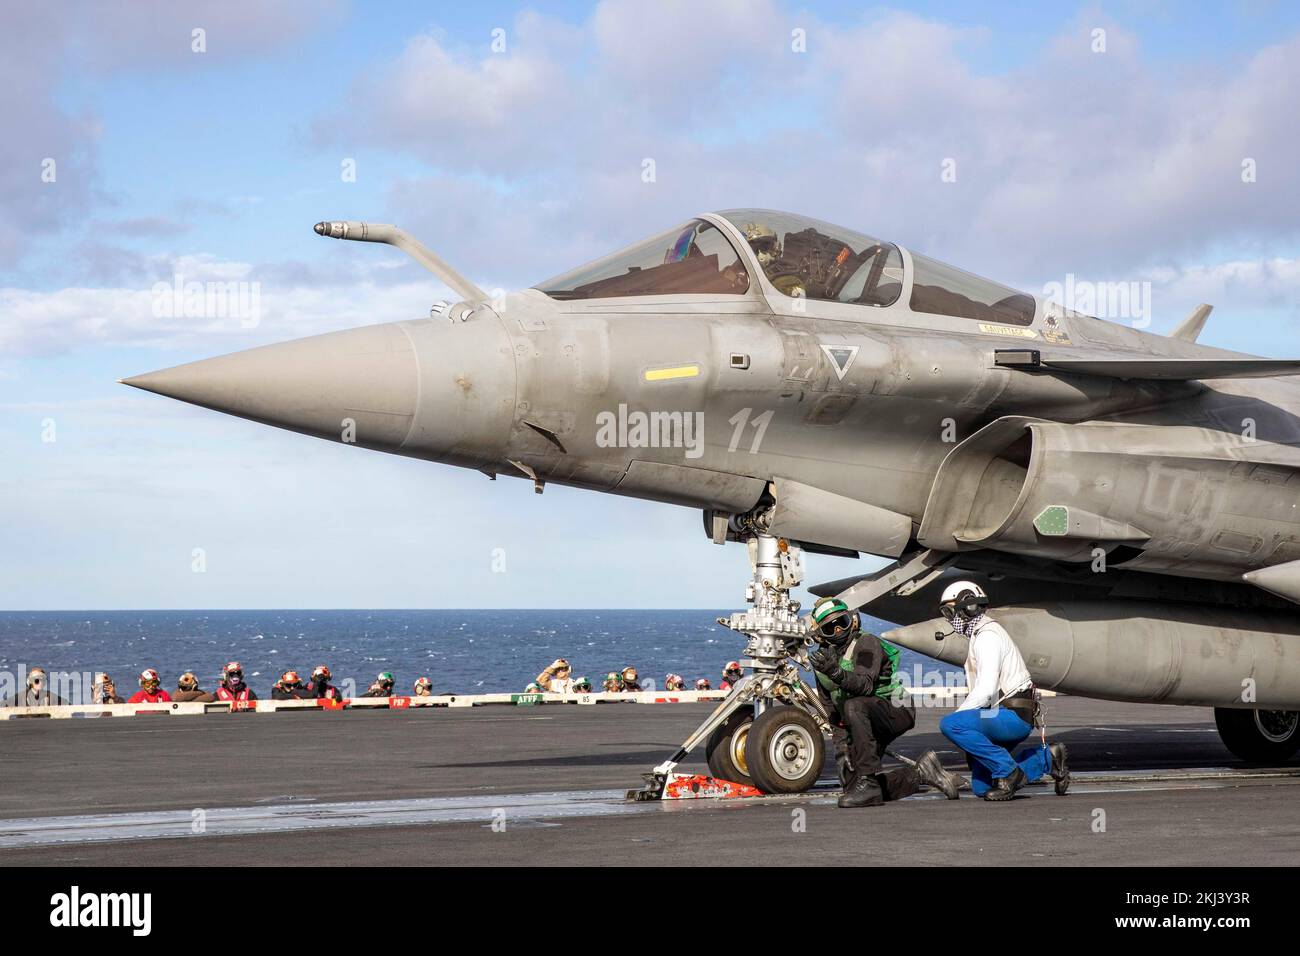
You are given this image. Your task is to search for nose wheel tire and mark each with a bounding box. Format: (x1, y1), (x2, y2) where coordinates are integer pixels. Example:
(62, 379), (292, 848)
(1214, 707), (1300, 764)
(706, 710), (755, 786)
(745, 705), (825, 794)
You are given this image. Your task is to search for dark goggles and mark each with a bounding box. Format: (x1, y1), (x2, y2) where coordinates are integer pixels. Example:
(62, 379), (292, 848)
(940, 603), (959, 621)
(225, 670), (243, 682)
(817, 612), (853, 638)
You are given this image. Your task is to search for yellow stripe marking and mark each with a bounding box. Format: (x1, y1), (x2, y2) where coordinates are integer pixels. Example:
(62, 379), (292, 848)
(644, 364), (701, 382)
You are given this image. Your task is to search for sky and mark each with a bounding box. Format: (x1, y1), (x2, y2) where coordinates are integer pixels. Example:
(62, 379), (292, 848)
(2, 0), (1300, 609)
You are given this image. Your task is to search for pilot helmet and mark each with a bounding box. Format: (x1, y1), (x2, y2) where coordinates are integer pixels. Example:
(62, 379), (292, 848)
(743, 223), (781, 267)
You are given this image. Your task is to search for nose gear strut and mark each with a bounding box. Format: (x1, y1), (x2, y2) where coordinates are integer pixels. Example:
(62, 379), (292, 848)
(629, 523), (831, 800)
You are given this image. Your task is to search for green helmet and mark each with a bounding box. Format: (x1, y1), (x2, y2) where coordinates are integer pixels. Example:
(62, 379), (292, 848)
(377, 671), (394, 685)
(573, 675), (591, 690)
(524, 681), (542, 692)
(812, 596), (858, 644)
(812, 597), (849, 623)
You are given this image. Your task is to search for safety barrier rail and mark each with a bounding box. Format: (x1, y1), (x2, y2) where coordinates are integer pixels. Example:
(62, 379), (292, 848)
(0, 689), (726, 718)
(0, 684), (1042, 720)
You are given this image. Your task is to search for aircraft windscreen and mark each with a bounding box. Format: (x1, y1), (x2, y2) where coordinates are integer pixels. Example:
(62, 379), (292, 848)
(537, 219), (750, 300)
(909, 252), (1036, 326)
(719, 209), (903, 307)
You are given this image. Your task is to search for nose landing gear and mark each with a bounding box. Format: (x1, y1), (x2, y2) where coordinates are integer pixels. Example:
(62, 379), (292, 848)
(628, 529), (832, 800)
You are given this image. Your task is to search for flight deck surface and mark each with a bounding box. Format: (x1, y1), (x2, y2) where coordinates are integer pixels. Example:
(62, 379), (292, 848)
(2, 696), (1296, 866)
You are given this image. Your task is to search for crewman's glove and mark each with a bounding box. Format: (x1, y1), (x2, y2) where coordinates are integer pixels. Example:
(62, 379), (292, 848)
(809, 647), (843, 681)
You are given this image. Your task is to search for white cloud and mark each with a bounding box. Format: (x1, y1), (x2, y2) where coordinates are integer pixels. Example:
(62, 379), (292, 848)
(318, 6), (1300, 287)
(0, 255), (446, 358)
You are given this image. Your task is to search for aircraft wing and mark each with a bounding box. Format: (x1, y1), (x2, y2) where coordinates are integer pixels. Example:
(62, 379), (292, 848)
(994, 349), (1300, 380)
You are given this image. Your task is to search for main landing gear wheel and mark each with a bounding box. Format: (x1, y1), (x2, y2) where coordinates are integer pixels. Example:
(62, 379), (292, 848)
(1214, 707), (1300, 764)
(745, 705), (825, 794)
(706, 710), (754, 786)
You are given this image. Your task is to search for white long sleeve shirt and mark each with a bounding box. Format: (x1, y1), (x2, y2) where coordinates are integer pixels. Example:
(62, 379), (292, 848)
(956, 618), (1032, 712)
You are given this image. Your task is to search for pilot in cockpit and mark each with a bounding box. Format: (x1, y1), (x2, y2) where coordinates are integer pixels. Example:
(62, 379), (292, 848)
(742, 222), (805, 298)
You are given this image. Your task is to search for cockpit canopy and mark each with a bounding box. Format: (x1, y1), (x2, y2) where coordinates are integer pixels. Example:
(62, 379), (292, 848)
(537, 219), (750, 299)
(536, 209), (1035, 326)
(720, 209), (903, 307)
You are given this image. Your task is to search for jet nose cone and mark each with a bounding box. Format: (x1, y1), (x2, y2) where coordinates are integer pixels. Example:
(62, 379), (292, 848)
(122, 322), (419, 449)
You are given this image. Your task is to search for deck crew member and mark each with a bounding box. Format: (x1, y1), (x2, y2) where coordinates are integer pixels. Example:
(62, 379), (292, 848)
(94, 673), (124, 705)
(216, 661), (257, 702)
(128, 668), (172, 704)
(536, 658), (573, 693)
(809, 597), (960, 808)
(172, 671), (215, 702)
(8, 667), (67, 707)
(305, 665), (343, 700)
(936, 581), (1069, 801)
(362, 671), (396, 697)
(271, 671), (312, 700)
(720, 661), (744, 690)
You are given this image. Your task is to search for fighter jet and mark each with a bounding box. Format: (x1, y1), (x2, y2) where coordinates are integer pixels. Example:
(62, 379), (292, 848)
(122, 209), (1300, 796)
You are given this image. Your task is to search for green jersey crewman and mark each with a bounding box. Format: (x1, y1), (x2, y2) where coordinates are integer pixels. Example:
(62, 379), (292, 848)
(809, 596), (961, 807)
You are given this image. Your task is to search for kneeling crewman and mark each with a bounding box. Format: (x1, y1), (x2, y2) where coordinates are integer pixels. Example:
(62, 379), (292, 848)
(810, 597), (960, 807)
(937, 581), (1069, 801)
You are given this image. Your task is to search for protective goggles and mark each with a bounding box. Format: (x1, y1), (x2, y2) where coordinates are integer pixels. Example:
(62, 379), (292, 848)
(817, 612), (854, 638)
(225, 670), (243, 682)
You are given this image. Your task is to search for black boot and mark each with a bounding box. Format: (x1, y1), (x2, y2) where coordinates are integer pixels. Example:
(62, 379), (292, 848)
(838, 772), (885, 808)
(982, 766), (1026, 801)
(1049, 742), (1070, 795)
(916, 750), (960, 800)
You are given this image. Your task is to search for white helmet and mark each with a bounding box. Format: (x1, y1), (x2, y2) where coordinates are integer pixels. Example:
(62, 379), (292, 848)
(939, 580), (988, 621)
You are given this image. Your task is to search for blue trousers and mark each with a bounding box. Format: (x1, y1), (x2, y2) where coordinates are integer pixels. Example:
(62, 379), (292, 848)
(940, 707), (1052, 797)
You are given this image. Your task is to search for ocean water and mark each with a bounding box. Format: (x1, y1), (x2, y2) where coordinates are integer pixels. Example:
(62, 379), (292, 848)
(0, 609), (955, 697)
